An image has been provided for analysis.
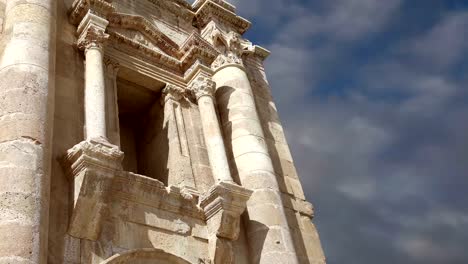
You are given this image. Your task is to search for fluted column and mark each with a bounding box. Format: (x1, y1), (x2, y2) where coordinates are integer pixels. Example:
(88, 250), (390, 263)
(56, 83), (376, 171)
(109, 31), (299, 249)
(0, 0), (56, 263)
(189, 76), (234, 183)
(212, 45), (299, 263)
(77, 12), (109, 142)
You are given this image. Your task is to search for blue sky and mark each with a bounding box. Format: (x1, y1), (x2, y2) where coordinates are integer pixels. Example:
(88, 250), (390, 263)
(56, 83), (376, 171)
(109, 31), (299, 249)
(219, 0), (468, 263)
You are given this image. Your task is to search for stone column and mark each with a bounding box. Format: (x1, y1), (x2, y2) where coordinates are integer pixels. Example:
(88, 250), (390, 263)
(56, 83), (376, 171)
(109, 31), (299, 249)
(189, 76), (234, 183)
(212, 60), (299, 263)
(0, 0), (56, 263)
(77, 12), (110, 142)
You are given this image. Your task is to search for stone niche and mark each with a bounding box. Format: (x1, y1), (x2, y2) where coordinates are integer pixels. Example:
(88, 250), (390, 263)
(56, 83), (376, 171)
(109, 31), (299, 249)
(116, 74), (166, 181)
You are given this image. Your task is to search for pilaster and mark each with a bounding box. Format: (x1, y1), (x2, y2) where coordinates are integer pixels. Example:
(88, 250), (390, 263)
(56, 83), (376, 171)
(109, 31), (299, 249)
(161, 84), (197, 191)
(104, 58), (121, 147)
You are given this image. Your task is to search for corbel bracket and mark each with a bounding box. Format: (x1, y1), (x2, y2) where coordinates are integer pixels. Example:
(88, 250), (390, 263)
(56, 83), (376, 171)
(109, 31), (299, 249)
(62, 139), (123, 241)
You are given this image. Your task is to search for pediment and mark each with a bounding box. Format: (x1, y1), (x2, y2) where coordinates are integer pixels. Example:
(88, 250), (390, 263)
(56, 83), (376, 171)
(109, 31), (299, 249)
(107, 13), (220, 73)
(108, 13), (182, 58)
(110, 28), (169, 56)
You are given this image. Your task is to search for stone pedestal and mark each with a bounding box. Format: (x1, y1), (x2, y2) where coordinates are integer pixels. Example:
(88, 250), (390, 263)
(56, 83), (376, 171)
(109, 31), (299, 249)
(63, 140), (123, 241)
(200, 181), (252, 264)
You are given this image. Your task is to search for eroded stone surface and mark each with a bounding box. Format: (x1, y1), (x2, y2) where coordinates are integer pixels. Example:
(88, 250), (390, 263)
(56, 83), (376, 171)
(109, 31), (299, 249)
(0, 0), (325, 263)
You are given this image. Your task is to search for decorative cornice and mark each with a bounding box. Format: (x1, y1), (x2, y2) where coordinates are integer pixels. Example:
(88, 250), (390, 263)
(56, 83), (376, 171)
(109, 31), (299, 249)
(107, 13), (181, 58)
(63, 139), (123, 178)
(147, 0), (195, 21)
(199, 181), (252, 240)
(188, 76), (216, 100)
(195, 0), (251, 34)
(193, 0), (236, 13)
(106, 14), (219, 74)
(108, 29), (182, 73)
(112, 172), (205, 220)
(69, 0), (115, 26)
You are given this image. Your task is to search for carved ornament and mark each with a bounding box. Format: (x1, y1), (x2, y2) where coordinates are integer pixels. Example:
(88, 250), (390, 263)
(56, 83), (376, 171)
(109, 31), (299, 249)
(162, 83), (187, 102)
(209, 27), (255, 71)
(106, 14), (219, 74)
(76, 12), (110, 51)
(194, 0), (251, 34)
(188, 76), (216, 100)
(62, 139), (123, 241)
(69, 0), (115, 25)
(199, 181), (252, 240)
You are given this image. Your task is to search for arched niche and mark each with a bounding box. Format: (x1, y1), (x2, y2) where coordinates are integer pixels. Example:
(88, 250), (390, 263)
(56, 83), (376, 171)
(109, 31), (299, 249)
(100, 248), (193, 264)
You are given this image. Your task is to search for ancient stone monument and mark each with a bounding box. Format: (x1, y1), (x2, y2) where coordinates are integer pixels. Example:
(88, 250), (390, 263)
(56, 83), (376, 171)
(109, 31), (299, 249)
(0, 0), (325, 263)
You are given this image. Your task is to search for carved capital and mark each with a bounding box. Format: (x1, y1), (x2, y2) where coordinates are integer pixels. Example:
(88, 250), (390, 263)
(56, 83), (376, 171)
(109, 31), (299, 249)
(76, 12), (109, 51)
(104, 57), (120, 77)
(209, 27), (255, 71)
(162, 83), (186, 103)
(211, 52), (243, 71)
(189, 76), (216, 100)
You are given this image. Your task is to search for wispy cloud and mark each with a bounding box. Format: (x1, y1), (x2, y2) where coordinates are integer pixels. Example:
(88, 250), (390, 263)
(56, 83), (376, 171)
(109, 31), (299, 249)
(227, 0), (468, 263)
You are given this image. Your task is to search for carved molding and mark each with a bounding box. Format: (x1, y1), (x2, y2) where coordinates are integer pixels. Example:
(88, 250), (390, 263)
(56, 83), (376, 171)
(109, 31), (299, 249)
(76, 12), (110, 51)
(188, 76), (216, 100)
(199, 181), (252, 240)
(199, 182), (252, 264)
(193, 0), (236, 13)
(69, 0), (115, 25)
(194, 0), (251, 34)
(147, 0), (194, 22)
(207, 25), (255, 71)
(162, 83), (187, 103)
(107, 13), (181, 58)
(106, 14), (219, 74)
(62, 140), (123, 241)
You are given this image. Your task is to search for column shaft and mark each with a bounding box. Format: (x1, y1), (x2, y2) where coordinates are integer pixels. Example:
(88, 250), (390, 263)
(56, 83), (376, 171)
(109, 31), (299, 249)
(197, 95), (233, 183)
(0, 0), (56, 263)
(213, 65), (299, 264)
(85, 46), (107, 140)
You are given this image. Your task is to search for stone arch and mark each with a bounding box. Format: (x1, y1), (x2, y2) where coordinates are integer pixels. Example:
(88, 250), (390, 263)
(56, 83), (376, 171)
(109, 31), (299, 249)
(100, 248), (192, 264)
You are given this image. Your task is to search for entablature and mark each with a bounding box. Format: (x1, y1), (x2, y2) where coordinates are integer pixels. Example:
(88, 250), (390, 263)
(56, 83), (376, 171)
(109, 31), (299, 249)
(68, 0), (272, 82)
(193, 0), (250, 34)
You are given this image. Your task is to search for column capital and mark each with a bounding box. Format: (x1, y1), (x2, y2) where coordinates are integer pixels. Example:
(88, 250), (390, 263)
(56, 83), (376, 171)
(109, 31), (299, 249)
(104, 57), (120, 77)
(162, 83), (186, 103)
(189, 76), (216, 100)
(209, 28), (255, 71)
(76, 12), (109, 51)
